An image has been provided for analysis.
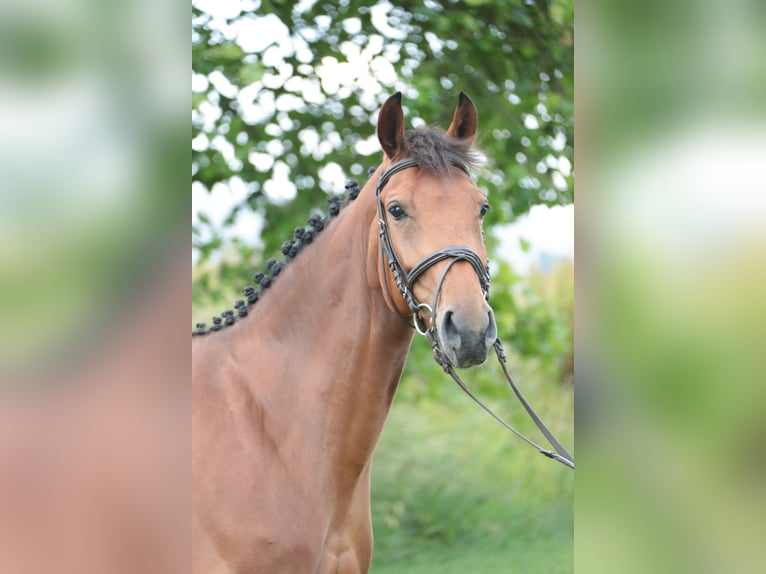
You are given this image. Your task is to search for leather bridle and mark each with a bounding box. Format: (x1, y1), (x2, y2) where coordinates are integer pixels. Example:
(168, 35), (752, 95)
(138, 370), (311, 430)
(376, 158), (491, 334)
(376, 158), (575, 469)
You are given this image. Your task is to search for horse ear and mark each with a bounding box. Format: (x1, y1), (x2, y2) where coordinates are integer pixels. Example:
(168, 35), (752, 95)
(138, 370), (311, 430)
(377, 92), (405, 159)
(447, 91), (478, 144)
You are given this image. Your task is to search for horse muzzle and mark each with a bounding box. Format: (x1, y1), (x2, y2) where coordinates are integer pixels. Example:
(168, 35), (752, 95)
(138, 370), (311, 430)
(437, 306), (497, 368)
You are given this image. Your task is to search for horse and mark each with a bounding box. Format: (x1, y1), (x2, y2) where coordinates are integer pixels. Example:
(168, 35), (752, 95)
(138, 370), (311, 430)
(192, 92), (498, 574)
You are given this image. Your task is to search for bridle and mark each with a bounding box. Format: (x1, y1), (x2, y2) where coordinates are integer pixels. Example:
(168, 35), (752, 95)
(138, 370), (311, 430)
(376, 158), (490, 334)
(376, 158), (575, 469)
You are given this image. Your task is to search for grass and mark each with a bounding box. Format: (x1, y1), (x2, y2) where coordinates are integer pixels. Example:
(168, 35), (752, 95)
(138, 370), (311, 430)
(369, 373), (573, 573)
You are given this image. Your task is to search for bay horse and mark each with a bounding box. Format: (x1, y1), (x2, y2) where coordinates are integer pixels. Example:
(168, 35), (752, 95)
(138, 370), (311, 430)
(192, 92), (497, 574)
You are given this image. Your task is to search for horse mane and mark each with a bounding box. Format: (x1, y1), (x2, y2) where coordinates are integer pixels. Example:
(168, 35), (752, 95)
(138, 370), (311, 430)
(192, 127), (479, 336)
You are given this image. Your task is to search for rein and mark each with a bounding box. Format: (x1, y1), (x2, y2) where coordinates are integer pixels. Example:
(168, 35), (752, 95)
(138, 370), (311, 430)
(376, 159), (575, 469)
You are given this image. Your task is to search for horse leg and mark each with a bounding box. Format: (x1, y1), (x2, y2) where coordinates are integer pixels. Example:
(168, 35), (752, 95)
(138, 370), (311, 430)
(315, 471), (374, 574)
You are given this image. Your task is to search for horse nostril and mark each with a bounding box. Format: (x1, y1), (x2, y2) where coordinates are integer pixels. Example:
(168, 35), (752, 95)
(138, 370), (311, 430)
(485, 310), (498, 344)
(442, 310), (459, 343)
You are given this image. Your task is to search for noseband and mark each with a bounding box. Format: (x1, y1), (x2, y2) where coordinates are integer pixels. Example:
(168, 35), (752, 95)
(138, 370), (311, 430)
(376, 158), (575, 469)
(376, 158), (490, 335)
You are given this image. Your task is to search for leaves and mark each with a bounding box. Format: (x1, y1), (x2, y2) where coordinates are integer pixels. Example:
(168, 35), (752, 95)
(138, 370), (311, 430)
(192, 0), (574, 271)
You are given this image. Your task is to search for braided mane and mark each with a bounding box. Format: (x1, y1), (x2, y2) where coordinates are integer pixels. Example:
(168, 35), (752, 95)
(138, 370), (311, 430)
(192, 127), (478, 336)
(192, 171), (368, 336)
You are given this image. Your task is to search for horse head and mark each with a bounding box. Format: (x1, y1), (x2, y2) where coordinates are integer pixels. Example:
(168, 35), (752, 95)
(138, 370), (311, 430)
(376, 92), (497, 368)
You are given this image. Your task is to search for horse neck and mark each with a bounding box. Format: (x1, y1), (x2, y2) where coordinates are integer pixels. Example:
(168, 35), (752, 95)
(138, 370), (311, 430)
(228, 172), (414, 476)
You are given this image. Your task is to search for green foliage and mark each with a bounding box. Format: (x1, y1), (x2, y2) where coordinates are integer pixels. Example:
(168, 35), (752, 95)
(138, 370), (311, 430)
(493, 259), (575, 382)
(192, 0), (573, 271)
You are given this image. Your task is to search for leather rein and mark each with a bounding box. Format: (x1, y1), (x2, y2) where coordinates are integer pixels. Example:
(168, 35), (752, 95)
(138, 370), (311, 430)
(376, 158), (574, 469)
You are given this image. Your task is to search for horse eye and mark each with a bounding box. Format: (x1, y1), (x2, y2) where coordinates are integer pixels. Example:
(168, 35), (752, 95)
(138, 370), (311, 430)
(388, 203), (407, 220)
(480, 203), (491, 218)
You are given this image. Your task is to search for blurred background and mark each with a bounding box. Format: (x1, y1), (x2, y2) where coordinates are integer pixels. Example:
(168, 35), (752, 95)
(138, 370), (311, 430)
(0, 0), (188, 374)
(578, 0), (766, 572)
(16, 0), (766, 572)
(192, 0), (573, 572)
(0, 0), (189, 572)
(7, 0), (763, 571)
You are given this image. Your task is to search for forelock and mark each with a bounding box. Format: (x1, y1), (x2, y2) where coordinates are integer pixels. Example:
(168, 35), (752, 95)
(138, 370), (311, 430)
(400, 128), (481, 174)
